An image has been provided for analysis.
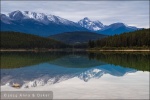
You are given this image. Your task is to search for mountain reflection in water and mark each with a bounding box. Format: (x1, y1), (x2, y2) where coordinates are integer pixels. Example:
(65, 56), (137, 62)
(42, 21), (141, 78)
(1, 51), (149, 88)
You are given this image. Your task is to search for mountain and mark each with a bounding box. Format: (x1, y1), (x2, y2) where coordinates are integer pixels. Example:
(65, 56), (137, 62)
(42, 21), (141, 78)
(97, 22), (140, 35)
(1, 31), (67, 49)
(77, 18), (139, 35)
(8, 10), (76, 25)
(0, 10), (87, 37)
(78, 17), (106, 31)
(1, 10), (140, 37)
(49, 31), (107, 44)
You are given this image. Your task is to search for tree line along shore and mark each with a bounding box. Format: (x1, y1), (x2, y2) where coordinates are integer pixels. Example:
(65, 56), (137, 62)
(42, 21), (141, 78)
(0, 29), (149, 51)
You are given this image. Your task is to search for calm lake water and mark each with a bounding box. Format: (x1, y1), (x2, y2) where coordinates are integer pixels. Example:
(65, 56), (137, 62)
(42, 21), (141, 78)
(1, 51), (149, 99)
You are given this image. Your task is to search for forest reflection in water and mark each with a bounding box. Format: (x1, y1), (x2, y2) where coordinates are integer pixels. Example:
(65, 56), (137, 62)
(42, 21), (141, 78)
(88, 52), (150, 71)
(1, 51), (149, 71)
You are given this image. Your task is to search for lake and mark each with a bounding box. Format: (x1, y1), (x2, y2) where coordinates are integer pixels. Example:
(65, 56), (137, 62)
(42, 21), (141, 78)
(1, 51), (149, 99)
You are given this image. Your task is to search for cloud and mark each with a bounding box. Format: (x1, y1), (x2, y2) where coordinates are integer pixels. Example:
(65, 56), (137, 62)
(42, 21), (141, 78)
(1, 1), (149, 28)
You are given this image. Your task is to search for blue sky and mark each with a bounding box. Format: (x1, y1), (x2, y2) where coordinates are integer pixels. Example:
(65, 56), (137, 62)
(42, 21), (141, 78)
(1, 1), (149, 28)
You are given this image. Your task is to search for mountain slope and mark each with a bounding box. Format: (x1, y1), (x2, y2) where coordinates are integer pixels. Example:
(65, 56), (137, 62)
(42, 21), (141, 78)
(1, 31), (67, 49)
(49, 31), (107, 44)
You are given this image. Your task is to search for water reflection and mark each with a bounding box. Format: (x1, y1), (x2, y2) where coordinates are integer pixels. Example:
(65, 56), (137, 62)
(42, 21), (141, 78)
(1, 51), (149, 88)
(88, 52), (150, 71)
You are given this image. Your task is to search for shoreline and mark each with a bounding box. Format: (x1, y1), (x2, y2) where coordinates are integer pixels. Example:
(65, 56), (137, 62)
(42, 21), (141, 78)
(0, 49), (86, 52)
(0, 49), (150, 52)
(0, 49), (62, 52)
(87, 49), (150, 52)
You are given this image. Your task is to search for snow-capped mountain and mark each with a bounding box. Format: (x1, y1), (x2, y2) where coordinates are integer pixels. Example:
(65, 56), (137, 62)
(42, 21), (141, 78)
(78, 17), (106, 31)
(1, 10), (140, 36)
(77, 17), (139, 35)
(1, 10), (87, 37)
(8, 10), (77, 25)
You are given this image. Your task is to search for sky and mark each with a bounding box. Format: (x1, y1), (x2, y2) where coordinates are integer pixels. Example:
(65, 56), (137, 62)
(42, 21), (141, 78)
(1, 1), (149, 28)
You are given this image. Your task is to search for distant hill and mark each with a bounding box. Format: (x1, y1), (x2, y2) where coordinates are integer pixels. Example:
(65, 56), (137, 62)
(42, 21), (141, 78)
(49, 31), (107, 44)
(88, 28), (150, 48)
(1, 31), (67, 49)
